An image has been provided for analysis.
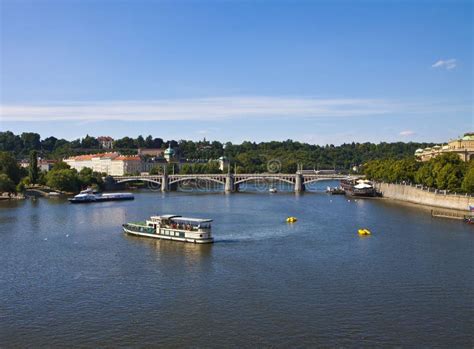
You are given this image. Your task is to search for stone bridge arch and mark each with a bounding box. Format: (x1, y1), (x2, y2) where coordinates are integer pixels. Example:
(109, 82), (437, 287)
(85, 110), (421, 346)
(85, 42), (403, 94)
(234, 176), (295, 186)
(115, 178), (162, 186)
(168, 176), (226, 186)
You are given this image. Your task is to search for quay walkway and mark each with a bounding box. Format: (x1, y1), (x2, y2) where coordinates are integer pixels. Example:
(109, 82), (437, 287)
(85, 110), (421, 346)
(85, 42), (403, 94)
(111, 172), (357, 193)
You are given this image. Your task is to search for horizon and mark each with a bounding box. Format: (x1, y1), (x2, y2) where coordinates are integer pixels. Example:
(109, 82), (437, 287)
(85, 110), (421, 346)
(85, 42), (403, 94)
(1, 0), (473, 144)
(2, 128), (469, 147)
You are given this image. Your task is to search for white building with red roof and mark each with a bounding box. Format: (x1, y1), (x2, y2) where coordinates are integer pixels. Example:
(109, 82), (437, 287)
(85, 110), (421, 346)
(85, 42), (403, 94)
(64, 152), (119, 174)
(64, 152), (144, 175)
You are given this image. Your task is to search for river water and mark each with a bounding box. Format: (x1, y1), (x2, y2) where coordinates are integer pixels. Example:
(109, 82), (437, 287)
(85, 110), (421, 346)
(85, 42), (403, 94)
(0, 182), (473, 347)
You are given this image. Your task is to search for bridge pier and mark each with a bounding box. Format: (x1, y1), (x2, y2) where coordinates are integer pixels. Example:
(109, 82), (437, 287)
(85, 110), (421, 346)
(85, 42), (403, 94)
(294, 173), (305, 193)
(225, 174), (235, 192)
(161, 174), (169, 192)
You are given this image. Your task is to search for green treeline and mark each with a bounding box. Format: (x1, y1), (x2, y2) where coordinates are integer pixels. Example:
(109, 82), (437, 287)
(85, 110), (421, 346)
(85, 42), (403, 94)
(1, 131), (434, 172)
(2, 130), (473, 194)
(363, 153), (474, 193)
(149, 162), (221, 175)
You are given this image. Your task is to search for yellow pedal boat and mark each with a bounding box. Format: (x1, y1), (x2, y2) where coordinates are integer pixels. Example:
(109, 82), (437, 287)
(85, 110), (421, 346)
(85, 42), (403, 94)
(358, 228), (371, 236)
(286, 216), (297, 223)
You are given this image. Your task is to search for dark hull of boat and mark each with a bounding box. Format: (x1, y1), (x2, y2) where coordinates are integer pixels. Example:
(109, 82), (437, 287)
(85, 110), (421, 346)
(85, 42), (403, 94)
(345, 189), (377, 197)
(327, 190), (345, 195)
(69, 197), (134, 204)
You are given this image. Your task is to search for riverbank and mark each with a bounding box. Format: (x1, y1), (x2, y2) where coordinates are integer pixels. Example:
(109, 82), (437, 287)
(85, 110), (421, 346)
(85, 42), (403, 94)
(374, 182), (473, 211)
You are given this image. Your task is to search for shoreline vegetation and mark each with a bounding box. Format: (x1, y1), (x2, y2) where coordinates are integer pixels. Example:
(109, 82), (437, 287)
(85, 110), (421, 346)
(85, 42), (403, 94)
(363, 153), (473, 194)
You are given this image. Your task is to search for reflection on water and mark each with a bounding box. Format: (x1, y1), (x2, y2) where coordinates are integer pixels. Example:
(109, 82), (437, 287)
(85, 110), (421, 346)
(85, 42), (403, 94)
(125, 234), (213, 265)
(0, 190), (473, 347)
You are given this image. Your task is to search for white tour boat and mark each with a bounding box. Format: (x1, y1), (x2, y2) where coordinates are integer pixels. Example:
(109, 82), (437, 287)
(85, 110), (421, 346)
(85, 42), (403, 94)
(123, 214), (214, 244)
(69, 188), (134, 203)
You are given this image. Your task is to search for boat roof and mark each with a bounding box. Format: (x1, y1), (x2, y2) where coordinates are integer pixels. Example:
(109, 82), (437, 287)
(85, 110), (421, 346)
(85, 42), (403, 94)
(151, 214), (182, 220)
(171, 217), (213, 223)
(150, 215), (212, 223)
(354, 183), (372, 189)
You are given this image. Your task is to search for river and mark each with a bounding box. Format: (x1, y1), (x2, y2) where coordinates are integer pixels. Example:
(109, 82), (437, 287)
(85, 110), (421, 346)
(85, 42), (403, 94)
(0, 182), (473, 347)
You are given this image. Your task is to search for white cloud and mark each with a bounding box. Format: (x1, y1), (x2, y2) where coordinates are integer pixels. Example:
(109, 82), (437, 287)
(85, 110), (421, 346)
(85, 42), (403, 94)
(399, 130), (415, 136)
(0, 96), (468, 122)
(432, 59), (457, 70)
(0, 97), (394, 122)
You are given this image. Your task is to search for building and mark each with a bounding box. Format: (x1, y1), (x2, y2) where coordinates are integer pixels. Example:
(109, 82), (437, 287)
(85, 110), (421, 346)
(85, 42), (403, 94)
(110, 155), (142, 176)
(63, 145), (186, 176)
(38, 160), (57, 172)
(218, 156), (229, 172)
(19, 160), (29, 169)
(97, 136), (114, 149)
(415, 133), (474, 162)
(18, 159), (57, 172)
(64, 152), (120, 174)
(142, 158), (167, 173)
(137, 148), (166, 157)
(64, 152), (148, 176)
(164, 144), (176, 162)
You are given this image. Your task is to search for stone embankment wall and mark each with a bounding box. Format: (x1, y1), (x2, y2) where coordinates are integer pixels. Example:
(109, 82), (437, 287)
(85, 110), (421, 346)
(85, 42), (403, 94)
(374, 182), (473, 211)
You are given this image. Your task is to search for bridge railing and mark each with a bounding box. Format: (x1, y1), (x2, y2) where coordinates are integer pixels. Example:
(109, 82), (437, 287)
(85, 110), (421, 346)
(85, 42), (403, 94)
(112, 173), (356, 179)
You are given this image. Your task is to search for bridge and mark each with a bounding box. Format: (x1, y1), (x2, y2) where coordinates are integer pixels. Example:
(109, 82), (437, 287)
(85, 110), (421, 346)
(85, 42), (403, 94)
(111, 172), (358, 193)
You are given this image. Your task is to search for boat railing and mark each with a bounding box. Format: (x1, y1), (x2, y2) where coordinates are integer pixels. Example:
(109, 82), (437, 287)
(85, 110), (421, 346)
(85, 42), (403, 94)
(161, 223), (210, 232)
(123, 223), (155, 234)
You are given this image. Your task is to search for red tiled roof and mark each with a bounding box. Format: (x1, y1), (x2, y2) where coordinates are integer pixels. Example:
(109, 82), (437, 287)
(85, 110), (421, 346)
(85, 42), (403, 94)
(66, 152), (119, 161)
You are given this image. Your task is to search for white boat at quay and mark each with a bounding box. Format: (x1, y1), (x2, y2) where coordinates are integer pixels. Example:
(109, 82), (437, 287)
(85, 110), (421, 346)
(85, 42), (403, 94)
(69, 188), (134, 203)
(123, 214), (214, 244)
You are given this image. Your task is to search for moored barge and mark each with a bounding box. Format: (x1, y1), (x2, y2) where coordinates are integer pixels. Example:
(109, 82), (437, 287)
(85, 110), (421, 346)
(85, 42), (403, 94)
(340, 179), (377, 197)
(123, 214), (214, 244)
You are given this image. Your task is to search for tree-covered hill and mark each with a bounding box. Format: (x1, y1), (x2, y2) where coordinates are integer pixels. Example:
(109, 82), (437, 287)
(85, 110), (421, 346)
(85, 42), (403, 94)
(0, 131), (435, 172)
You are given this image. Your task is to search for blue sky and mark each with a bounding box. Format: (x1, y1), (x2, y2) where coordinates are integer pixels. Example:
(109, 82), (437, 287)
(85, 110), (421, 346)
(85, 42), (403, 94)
(0, 0), (472, 144)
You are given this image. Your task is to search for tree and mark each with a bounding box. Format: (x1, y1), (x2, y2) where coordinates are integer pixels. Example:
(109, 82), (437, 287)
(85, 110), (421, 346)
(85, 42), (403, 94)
(179, 164), (193, 174)
(78, 167), (104, 189)
(17, 177), (30, 193)
(152, 138), (164, 148)
(20, 132), (41, 151)
(0, 151), (22, 184)
(431, 153), (466, 191)
(0, 173), (16, 194)
(149, 165), (164, 175)
(41, 136), (58, 152)
(45, 169), (80, 192)
(70, 139), (82, 148)
(29, 150), (39, 184)
(415, 164), (435, 188)
(136, 135), (145, 148)
(114, 137), (136, 149)
(51, 161), (71, 171)
(81, 135), (99, 149)
(461, 162), (474, 193)
(0, 131), (23, 152)
(145, 135), (154, 148)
